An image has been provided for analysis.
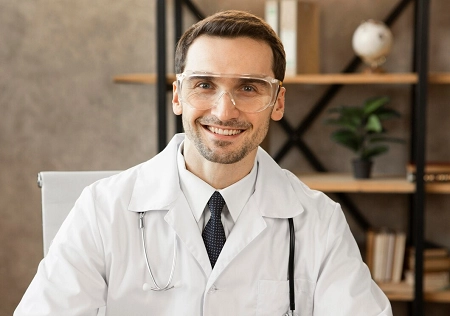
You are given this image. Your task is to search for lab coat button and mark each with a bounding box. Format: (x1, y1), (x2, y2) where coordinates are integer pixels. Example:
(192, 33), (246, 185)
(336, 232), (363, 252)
(208, 285), (217, 293)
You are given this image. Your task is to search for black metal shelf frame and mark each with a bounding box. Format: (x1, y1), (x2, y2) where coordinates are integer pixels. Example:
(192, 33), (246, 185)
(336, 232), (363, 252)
(156, 0), (205, 150)
(154, 1), (430, 314)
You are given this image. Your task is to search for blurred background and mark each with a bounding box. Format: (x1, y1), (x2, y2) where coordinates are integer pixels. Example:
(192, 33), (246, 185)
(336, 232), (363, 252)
(1, 0), (449, 315)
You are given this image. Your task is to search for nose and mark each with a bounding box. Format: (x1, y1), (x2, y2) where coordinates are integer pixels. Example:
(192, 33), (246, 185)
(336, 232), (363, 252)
(211, 91), (240, 120)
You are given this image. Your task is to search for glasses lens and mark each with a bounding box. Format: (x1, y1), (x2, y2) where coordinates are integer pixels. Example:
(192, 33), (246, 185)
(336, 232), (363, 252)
(179, 73), (277, 113)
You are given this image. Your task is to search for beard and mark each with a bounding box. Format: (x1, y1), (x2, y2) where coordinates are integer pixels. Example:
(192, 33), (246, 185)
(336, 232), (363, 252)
(182, 114), (270, 165)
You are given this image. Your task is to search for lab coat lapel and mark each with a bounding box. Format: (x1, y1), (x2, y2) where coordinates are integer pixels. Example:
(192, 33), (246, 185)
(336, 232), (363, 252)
(164, 196), (213, 277)
(128, 134), (212, 276)
(206, 196), (267, 290)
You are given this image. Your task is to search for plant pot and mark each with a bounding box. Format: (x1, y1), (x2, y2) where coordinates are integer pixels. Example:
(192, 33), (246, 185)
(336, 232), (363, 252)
(352, 159), (373, 179)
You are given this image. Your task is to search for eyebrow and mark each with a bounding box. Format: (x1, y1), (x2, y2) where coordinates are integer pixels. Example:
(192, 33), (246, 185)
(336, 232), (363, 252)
(188, 75), (215, 81)
(237, 78), (267, 84)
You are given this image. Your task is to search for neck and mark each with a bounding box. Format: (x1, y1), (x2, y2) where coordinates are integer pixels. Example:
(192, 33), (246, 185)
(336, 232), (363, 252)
(183, 143), (257, 190)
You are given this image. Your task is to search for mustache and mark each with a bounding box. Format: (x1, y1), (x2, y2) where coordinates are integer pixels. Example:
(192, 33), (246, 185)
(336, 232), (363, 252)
(197, 116), (251, 129)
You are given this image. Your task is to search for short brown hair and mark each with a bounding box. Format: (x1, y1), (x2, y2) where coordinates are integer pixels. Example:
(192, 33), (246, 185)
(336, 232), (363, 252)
(175, 10), (286, 81)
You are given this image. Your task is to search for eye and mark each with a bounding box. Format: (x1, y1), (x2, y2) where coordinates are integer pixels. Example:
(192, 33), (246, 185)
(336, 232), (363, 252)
(242, 85), (257, 92)
(197, 82), (212, 90)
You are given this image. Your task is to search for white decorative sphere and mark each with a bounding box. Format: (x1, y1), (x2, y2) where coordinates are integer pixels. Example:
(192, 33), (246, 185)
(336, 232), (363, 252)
(352, 20), (393, 69)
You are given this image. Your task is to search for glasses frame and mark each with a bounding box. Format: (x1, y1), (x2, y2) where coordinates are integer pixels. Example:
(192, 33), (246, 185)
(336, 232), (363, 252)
(176, 71), (283, 113)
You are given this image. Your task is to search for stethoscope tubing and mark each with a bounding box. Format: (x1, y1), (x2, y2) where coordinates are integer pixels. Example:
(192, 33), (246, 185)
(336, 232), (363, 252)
(140, 212), (177, 291)
(288, 217), (296, 313)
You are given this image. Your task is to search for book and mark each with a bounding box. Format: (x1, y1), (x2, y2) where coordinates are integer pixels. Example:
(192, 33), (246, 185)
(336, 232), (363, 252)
(391, 232), (406, 283)
(385, 232), (396, 281)
(408, 245), (450, 271)
(409, 246), (449, 258)
(405, 270), (450, 291)
(265, 0), (280, 34)
(365, 229), (376, 273)
(406, 162), (450, 182)
(372, 229), (389, 282)
(366, 228), (406, 283)
(279, 0), (320, 75)
(408, 256), (450, 272)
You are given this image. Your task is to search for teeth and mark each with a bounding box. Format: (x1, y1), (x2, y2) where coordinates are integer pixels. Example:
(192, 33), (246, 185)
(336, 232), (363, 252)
(208, 127), (242, 135)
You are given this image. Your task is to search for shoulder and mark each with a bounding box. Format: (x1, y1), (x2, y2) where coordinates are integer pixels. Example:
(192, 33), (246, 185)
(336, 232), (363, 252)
(88, 162), (144, 201)
(256, 147), (340, 220)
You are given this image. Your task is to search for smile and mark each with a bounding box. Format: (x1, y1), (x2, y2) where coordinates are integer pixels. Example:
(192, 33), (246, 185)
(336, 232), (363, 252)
(207, 126), (242, 136)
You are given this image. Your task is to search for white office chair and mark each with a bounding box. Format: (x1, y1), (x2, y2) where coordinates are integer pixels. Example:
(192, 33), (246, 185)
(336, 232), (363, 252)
(38, 170), (120, 316)
(38, 170), (120, 256)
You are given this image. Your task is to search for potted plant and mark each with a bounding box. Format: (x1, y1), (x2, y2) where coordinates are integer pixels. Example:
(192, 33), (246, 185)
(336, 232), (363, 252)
(325, 96), (403, 178)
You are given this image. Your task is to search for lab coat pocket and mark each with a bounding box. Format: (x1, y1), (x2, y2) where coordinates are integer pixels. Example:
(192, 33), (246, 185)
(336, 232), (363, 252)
(257, 279), (315, 316)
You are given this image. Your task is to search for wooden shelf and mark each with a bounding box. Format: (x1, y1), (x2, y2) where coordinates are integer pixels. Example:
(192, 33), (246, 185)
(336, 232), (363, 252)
(297, 173), (450, 194)
(385, 290), (450, 302)
(425, 182), (450, 193)
(113, 73), (175, 85)
(284, 73), (418, 84)
(284, 72), (450, 84)
(298, 173), (415, 193)
(113, 72), (450, 85)
(378, 282), (450, 302)
(429, 72), (450, 84)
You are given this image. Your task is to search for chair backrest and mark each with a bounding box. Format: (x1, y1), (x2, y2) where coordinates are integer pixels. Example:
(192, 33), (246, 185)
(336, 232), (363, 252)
(38, 171), (120, 256)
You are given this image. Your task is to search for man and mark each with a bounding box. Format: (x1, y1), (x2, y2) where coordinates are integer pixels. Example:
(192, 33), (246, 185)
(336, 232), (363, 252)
(15, 10), (392, 315)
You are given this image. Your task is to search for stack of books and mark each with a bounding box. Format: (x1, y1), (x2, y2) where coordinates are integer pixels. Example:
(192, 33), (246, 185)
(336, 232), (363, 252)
(366, 229), (406, 284)
(406, 162), (450, 182)
(405, 246), (450, 291)
(264, 0), (320, 75)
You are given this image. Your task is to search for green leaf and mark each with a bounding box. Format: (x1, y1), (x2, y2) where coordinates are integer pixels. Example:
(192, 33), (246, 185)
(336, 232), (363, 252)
(362, 145), (389, 160)
(363, 96), (389, 115)
(376, 108), (402, 120)
(369, 135), (405, 144)
(331, 130), (361, 152)
(325, 96), (403, 159)
(365, 114), (382, 132)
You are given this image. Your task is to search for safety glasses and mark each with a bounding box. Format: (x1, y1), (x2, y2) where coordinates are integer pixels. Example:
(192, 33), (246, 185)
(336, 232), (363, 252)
(176, 71), (282, 113)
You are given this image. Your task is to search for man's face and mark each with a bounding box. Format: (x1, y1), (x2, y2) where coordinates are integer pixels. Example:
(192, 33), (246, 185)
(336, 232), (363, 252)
(172, 35), (285, 165)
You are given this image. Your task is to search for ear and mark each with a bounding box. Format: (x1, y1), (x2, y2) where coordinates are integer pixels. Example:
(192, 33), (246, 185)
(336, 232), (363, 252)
(172, 81), (182, 115)
(270, 86), (285, 121)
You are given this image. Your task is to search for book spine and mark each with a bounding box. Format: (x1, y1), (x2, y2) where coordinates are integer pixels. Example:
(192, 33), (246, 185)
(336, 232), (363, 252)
(367, 229), (406, 284)
(265, 0), (280, 35)
(280, 0), (298, 76)
(280, 0), (320, 75)
(407, 172), (450, 183)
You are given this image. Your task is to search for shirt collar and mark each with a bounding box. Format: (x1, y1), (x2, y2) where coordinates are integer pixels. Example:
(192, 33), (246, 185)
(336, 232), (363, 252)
(177, 141), (258, 223)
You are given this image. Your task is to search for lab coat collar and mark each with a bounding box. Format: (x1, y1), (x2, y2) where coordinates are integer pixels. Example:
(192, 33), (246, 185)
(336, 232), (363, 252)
(128, 133), (304, 219)
(128, 134), (185, 212)
(253, 147), (305, 218)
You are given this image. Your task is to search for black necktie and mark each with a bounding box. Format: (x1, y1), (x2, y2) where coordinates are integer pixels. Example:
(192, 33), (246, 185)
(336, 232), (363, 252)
(202, 191), (226, 268)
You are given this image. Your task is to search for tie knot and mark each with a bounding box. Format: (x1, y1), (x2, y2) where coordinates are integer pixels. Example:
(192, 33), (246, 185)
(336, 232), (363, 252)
(208, 191), (225, 218)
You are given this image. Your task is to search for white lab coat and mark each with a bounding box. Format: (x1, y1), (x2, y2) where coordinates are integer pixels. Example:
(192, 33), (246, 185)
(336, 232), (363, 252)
(15, 134), (392, 316)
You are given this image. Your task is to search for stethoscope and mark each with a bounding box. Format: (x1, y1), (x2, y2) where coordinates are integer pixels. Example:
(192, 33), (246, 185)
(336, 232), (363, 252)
(139, 212), (297, 315)
(139, 212), (177, 291)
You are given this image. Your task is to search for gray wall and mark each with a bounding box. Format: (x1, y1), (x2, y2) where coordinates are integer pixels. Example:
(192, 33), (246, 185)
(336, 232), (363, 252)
(1, 0), (449, 315)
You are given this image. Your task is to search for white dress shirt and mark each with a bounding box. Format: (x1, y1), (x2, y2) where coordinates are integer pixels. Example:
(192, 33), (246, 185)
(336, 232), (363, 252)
(177, 141), (257, 237)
